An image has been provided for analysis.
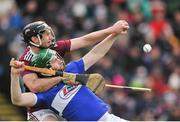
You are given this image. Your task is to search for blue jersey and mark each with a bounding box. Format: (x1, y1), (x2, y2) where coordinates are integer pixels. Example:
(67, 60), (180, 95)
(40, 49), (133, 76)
(34, 59), (108, 121)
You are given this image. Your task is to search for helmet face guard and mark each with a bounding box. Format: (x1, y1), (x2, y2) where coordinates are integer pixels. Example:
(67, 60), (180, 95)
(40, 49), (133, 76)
(23, 21), (56, 48)
(31, 49), (65, 71)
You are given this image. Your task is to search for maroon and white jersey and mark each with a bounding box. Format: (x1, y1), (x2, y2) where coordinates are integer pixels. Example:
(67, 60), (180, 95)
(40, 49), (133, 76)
(19, 39), (71, 115)
(19, 39), (71, 77)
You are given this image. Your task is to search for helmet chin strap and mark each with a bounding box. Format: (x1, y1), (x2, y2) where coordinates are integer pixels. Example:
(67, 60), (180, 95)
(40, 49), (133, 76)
(29, 34), (43, 48)
(29, 41), (41, 47)
(49, 39), (56, 49)
(30, 34), (56, 49)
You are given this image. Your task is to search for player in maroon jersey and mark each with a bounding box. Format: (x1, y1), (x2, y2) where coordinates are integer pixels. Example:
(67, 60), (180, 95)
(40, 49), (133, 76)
(19, 20), (129, 121)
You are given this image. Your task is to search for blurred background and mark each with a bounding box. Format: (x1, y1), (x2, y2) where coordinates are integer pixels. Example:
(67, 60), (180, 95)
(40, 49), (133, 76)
(0, 0), (179, 121)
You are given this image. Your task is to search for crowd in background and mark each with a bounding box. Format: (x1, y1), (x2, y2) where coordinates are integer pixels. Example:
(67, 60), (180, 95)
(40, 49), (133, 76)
(0, 0), (179, 121)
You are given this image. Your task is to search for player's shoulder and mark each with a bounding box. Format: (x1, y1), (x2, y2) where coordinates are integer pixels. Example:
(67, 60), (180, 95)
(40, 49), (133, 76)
(55, 39), (71, 46)
(19, 47), (33, 62)
(56, 39), (71, 42)
(53, 39), (71, 56)
(65, 58), (85, 74)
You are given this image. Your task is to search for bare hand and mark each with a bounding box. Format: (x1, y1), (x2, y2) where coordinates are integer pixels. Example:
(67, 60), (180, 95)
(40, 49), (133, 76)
(111, 20), (129, 34)
(11, 61), (25, 75)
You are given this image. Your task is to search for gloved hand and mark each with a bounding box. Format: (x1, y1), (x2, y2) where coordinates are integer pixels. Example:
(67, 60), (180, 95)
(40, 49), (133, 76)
(62, 72), (105, 95)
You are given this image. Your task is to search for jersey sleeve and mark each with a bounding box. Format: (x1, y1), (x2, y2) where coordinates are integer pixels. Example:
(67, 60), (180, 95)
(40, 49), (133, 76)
(18, 48), (34, 77)
(54, 39), (71, 57)
(33, 93), (47, 108)
(65, 58), (85, 74)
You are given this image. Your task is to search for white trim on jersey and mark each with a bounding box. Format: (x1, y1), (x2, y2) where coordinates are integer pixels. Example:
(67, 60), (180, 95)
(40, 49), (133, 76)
(51, 84), (82, 116)
(29, 46), (38, 56)
(27, 109), (59, 121)
(24, 51), (33, 61)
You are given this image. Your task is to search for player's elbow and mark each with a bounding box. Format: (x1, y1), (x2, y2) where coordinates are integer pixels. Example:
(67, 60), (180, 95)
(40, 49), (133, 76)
(11, 97), (23, 106)
(12, 100), (21, 106)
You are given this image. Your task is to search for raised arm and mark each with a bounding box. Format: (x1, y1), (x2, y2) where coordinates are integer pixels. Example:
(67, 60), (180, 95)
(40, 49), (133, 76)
(70, 20), (129, 51)
(82, 20), (129, 70)
(82, 34), (117, 71)
(10, 61), (36, 107)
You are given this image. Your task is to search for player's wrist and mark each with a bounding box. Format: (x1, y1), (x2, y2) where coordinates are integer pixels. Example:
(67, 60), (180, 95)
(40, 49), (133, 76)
(104, 26), (114, 35)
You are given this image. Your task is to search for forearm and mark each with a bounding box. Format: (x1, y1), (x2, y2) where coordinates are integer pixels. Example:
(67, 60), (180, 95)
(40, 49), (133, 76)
(81, 28), (113, 44)
(70, 27), (114, 51)
(30, 76), (63, 93)
(10, 61), (37, 107)
(11, 75), (36, 107)
(91, 34), (118, 57)
(11, 75), (23, 104)
(83, 34), (118, 70)
(70, 20), (129, 51)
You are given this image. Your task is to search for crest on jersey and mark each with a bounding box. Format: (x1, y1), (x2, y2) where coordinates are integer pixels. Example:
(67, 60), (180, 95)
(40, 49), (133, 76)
(59, 85), (81, 99)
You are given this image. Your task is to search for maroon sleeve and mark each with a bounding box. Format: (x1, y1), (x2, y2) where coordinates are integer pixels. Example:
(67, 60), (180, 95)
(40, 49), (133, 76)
(18, 48), (34, 77)
(54, 39), (71, 57)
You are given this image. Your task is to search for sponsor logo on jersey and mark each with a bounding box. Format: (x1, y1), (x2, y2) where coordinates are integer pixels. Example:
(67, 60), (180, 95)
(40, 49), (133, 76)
(59, 84), (81, 99)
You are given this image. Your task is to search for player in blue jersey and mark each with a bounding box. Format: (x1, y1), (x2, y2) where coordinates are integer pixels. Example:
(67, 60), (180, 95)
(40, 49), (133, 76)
(10, 34), (128, 121)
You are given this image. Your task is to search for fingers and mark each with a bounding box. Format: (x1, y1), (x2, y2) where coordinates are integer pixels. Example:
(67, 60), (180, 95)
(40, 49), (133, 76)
(10, 59), (25, 75)
(10, 58), (25, 68)
(12, 66), (25, 72)
(14, 61), (25, 68)
(112, 20), (129, 34)
(11, 66), (25, 75)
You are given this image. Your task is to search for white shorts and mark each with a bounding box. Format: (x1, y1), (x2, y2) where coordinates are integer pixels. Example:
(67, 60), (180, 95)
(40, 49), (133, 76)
(99, 112), (129, 122)
(27, 109), (64, 121)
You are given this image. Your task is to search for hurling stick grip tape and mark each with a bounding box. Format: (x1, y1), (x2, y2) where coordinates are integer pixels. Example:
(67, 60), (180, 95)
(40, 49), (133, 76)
(55, 70), (64, 76)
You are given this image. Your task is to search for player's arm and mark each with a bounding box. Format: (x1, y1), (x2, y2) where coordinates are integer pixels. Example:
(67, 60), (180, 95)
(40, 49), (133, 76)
(79, 34), (120, 95)
(82, 34), (119, 71)
(70, 20), (129, 51)
(64, 33), (125, 94)
(23, 73), (64, 93)
(10, 61), (36, 107)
